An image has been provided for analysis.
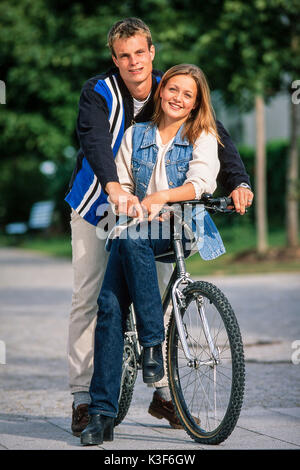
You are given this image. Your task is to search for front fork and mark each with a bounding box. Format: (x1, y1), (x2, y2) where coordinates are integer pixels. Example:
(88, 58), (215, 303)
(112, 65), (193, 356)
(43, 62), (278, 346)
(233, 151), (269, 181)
(172, 278), (220, 368)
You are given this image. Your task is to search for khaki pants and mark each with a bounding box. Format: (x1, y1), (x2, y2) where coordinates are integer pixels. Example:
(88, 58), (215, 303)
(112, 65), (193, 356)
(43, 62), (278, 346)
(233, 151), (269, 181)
(68, 210), (173, 393)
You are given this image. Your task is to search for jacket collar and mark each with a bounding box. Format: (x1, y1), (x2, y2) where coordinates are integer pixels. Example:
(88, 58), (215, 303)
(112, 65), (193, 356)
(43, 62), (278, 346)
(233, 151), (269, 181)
(114, 68), (162, 101)
(140, 123), (190, 149)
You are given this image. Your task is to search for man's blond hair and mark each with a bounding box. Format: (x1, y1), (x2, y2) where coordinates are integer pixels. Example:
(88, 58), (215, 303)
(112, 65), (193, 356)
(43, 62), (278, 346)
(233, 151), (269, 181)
(107, 18), (153, 57)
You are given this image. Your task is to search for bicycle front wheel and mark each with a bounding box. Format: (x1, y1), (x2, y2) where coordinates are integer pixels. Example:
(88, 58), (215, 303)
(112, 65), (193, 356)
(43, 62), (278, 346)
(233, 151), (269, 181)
(167, 281), (245, 445)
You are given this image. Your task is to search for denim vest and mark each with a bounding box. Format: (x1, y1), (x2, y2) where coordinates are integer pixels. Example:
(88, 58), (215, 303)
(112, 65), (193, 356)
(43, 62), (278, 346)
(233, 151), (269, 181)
(130, 123), (225, 261)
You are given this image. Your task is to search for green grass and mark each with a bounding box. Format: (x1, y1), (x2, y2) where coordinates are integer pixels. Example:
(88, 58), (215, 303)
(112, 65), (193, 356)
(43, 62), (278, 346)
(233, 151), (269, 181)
(0, 233), (72, 258)
(186, 225), (300, 276)
(186, 249), (300, 276)
(1, 225), (299, 276)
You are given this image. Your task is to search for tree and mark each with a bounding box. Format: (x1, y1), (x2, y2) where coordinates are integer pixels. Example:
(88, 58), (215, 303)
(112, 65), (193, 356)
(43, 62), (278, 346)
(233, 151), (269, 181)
(284, 7), (300, 249)
(255, 94), (268, 253)
(0, 0), (133, 227)
(178, 0), (299, 253)
(287, 82), (300, 248)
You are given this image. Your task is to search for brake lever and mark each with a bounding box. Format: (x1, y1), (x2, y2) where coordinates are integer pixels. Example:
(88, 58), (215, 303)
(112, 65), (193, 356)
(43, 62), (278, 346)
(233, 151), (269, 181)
(203, 198), (234, 214)
(204, 205), (230, 214)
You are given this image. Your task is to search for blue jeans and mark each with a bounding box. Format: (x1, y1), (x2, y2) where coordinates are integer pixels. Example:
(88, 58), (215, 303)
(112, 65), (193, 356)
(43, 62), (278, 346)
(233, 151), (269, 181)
(89, 220), (191, 418)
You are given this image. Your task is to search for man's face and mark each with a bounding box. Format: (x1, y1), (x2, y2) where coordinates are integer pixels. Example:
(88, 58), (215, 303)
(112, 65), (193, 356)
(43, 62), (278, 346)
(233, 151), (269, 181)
(112, 34), (155, 88)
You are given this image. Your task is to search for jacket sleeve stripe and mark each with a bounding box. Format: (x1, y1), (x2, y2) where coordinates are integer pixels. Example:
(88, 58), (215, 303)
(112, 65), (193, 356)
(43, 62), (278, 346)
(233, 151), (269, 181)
(72, 159), (100, 215)
(106, 75), (124, 150)
(78, 175), (102, 218)
(78, 177), (100, 216)
(108, 76), (120, 136)
(94, 79), (113, 120)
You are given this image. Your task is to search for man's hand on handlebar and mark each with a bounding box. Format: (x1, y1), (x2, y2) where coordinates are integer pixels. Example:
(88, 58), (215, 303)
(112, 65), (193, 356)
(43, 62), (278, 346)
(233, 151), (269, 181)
(228, 186), (254, 215)
(105, 182), (144, 220)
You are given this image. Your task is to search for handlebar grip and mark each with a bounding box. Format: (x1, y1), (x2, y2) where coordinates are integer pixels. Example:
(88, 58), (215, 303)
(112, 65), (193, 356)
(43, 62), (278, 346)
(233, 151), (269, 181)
(223, 196), (233, 206)
(201, 194), (233, 209)
(165, 196), (235, 213)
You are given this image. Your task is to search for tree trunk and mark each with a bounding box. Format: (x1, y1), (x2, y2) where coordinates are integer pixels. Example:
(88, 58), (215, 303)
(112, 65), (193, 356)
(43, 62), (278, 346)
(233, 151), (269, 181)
(255, 94), (268, 254)
(286, 99), (299, 247)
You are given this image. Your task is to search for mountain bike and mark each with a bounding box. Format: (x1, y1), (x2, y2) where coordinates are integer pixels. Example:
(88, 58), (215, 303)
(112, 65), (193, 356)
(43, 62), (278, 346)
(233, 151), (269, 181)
(115, 194), (245, 445)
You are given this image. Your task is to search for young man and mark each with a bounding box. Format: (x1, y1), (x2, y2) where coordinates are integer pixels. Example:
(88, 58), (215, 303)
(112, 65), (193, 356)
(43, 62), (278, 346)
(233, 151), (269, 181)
(65, 17), (253, 436)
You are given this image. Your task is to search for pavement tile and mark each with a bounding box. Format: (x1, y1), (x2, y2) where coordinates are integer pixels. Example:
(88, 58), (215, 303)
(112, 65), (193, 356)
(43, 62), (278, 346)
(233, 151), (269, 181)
(1, 248), (300, 451)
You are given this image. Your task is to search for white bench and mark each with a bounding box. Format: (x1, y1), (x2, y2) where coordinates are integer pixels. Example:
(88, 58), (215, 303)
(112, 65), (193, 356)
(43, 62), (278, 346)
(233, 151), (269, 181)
(5, 201), (55, 235)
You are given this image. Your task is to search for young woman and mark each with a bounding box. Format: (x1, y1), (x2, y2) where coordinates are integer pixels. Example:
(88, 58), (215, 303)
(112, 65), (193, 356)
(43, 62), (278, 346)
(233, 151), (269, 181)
(81, 64), (225, 445)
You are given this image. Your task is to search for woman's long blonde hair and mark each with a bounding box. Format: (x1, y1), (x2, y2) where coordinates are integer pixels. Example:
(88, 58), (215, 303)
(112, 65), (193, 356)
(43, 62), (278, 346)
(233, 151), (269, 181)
(152, 64), (222, 146)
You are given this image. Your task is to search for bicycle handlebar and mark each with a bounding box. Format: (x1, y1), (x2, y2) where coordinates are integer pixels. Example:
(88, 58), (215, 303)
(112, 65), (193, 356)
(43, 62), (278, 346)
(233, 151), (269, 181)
(167, 193), (235, 214)
(123, 194), (235, 225)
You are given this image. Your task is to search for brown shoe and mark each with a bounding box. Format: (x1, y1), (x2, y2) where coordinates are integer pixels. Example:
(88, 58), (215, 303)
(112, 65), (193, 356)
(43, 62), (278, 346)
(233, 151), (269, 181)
(148, 391), (200, 429)
(71, 403), (89, 437)
(148, 391), (183, 429)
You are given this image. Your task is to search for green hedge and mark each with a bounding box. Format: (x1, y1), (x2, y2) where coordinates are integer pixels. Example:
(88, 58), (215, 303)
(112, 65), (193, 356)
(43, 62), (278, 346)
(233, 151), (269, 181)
(214, 139), (290, 231)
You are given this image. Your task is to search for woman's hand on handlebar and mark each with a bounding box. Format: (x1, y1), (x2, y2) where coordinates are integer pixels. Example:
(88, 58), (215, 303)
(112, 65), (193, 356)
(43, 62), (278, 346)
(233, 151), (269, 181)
(141, 190), (170, 221)
(141, 183), (197, 221)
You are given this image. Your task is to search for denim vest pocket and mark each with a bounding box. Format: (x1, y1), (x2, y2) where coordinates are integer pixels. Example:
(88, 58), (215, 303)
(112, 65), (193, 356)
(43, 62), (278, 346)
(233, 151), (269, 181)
(176, 161), (190, 172)
(176, 161), (190, 186)
(131, 156), (155, 201)
(131, 159), (141, 174)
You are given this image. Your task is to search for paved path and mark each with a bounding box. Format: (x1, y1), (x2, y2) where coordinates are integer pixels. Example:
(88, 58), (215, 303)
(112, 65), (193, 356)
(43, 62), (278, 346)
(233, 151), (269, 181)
(0, 247), (299, 451)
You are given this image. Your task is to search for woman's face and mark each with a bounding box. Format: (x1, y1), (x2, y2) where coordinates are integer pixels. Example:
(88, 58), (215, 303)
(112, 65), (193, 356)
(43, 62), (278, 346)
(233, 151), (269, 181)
(159, 74), (198, 124)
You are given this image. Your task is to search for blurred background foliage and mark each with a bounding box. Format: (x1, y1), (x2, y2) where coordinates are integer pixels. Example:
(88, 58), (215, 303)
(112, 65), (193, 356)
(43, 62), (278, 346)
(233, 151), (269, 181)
(0, 0), (299, 240)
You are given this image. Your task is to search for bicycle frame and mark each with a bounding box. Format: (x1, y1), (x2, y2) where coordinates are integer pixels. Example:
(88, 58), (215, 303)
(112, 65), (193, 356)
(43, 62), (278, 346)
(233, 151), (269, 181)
(126, 196), (233, 368)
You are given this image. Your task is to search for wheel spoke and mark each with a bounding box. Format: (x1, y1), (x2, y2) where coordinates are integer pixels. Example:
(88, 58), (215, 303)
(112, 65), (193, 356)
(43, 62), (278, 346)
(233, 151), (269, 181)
(167, 281), (245, 444)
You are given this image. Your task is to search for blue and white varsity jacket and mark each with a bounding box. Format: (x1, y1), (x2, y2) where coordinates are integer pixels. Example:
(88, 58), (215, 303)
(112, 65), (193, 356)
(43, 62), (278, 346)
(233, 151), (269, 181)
(65, 67), (163, 226)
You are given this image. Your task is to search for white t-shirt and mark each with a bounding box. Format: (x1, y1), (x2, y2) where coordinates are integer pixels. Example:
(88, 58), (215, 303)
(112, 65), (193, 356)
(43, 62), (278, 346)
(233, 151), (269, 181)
(133, 93), (151, 117)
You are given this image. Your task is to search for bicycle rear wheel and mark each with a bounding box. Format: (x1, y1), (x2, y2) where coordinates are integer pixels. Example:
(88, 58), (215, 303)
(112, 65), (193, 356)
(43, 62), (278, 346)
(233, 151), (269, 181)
(167, 281), (245, 445)
(114, 336), (138, 427)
